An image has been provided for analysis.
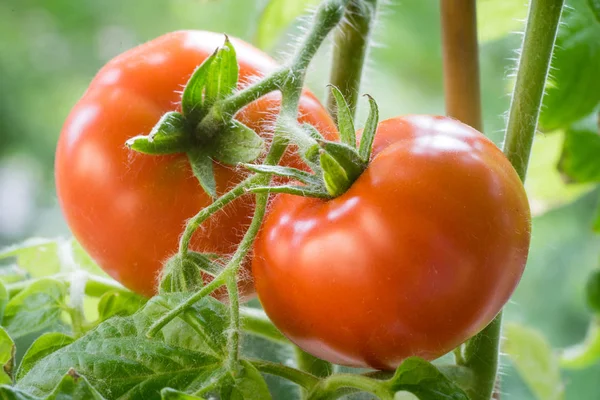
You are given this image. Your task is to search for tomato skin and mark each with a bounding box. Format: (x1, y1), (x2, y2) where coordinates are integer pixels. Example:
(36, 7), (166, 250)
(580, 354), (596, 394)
(55, 31), (337, 297)
(252, 115), (531, 370)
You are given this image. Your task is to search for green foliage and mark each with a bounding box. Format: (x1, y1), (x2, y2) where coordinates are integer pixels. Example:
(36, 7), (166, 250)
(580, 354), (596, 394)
(387, 358), (469, 399)
(255, 0), (321, 50)
(2, 279), (67, 339)
(187, 149), (217, 198)
(504, 323), (564, 400)
(328, 85), (356, 147)
(0, 240), (61, 280)
(586, 270), (600, 313)
(476, 0), (528, 42)
(212, 120), (265, 165)
(0, 328), (15, 385)
(220, 361), (272, 400)
(540, 0), (600, 131)
(558, 128), (600, 184)
(15, 295), (226, 399)
(126, 112), (190, 155)
(97, 290), (147, 321)
(1, 370), (106, 400)
(16, 333), (74, 381)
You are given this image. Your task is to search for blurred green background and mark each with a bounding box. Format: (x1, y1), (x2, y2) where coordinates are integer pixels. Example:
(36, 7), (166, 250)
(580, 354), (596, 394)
(0, 0), (599, 399)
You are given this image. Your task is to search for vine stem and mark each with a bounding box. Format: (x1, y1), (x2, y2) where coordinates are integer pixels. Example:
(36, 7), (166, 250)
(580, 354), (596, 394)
(307, 374), (393, 400)
(249, 359), (320, 389)
(503, 0), (564, 180)
(461, 1), (564, 399)
(440, 0), (482, 131)
(148, 0), (351, 372)
(326, 0), (377, 121)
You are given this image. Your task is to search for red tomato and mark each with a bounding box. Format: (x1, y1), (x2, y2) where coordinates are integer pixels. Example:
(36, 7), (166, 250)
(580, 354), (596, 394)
(55, 31), (337, 297)
(252, 115), (531, 370)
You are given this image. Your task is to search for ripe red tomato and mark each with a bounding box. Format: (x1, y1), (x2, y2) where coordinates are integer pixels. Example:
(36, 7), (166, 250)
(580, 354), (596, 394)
(252, 115), (531, 370)
(55, 31), (337, 297)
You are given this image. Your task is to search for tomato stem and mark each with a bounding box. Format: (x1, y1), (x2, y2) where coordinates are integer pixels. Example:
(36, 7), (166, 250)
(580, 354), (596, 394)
(240, 307), (290, 344)
(503, 0), (565, 180)
(326, 0), (377, 122)
(308, 374), (394, 400)
(249, 359), (320, 389)
(440, 0), (483, 131)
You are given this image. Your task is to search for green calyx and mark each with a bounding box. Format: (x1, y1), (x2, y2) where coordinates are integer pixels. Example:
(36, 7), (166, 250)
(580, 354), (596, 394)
(124, 36), (264, 199)
(248, 86), (379, 199)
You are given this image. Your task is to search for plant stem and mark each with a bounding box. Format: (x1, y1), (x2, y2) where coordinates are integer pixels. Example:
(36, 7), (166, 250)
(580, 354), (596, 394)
(503, 0), (565, 180)
(440, 0), (482, 131)
(146, 271), (227, 338)
(308, 374), (393, 400)
(462, 315), (502, 400)
(240, 307), (290, 344)
(326, 0), (377, 121)
(295, 347), (333, 378)
(249, 359), (319, 389)
(178, 175), (258, 257)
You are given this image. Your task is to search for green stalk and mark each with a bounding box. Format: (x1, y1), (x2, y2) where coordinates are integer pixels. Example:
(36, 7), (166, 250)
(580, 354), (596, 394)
(326, 0), (377, 121)
(503, 0), (565, 180)
(308, 374), (393, 400)
(249, 359), (320, 389)
(462, 1), (564, 399)
(240, 307), (290, 344)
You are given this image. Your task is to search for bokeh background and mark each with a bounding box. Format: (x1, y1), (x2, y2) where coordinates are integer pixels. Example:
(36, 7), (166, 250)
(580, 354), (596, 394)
(1, 0), (599, 398)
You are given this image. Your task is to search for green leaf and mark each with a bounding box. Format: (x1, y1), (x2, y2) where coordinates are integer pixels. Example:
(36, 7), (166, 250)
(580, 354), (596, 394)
(212, 120), (264, 165)
(0, 385), (37, 400)
(126, 112), (190, 155)
(220, 361), (272, 400)
(242, 164), (319, 186)
(161, 388), (205, 400)
(0, 327), (15, 385)
(319, 151), (351, 198)
(16, 294), (226, 399)
(16, 333), (74, 381)
(3, 279), (67, 339)
(558, 128), (600, 183)
(187, 149), (217, 198)
(594, 201), (600, 233)
(476, 0), (528, 42)
(69, 239), (108, 278)
(328, 86), (356, 147)
(387, 357), (469, 400)
(586, 270), (600, 313)
(588, 0), (600, 22)
(47, 369), (105, 399)
(204, 37), (239, 107)
(358, 94), (379, 162)
(255, 0), (321, 50)
(0, 239), (61, 279)
(504, 323), (564, 400)
(182, 52), (217, 121)
(97, 290), (147, 321)
(0, 281), (8, 323)
(561, 318), (600, 369)
(540, 0), (600, 131)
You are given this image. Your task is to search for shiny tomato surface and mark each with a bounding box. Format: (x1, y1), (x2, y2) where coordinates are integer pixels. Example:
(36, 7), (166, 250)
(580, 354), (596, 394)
(252, 115), (531, 370)
(55, 31), (337, 297)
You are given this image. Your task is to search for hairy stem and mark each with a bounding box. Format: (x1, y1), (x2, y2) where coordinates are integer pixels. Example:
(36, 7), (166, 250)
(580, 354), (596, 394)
(449, 1), (563, 399)
(240, 307), (290, 344)
(308, 374), (393, 400)
(326, 0), (377, 121)
(249, 359), (320, 389)
(503, 0), (565, 180)
(463, 315), (502, 400)
(440, 0), (482, 131)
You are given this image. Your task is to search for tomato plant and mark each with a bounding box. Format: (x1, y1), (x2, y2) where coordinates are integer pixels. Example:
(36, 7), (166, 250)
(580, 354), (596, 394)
(253, 115), (531, 369)
(54, 30), (337, 297)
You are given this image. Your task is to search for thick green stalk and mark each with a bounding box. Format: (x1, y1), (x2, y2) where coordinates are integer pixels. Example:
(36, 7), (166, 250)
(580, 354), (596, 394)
(462, 1), (564, 399)
(326, 0), (377, 121)
(463, 315), (502, 400)
(503, 0), (564, 180)
(308, 374), (393, 400)
(250, 359), (320, 389)
(240, 307), (290, 344)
